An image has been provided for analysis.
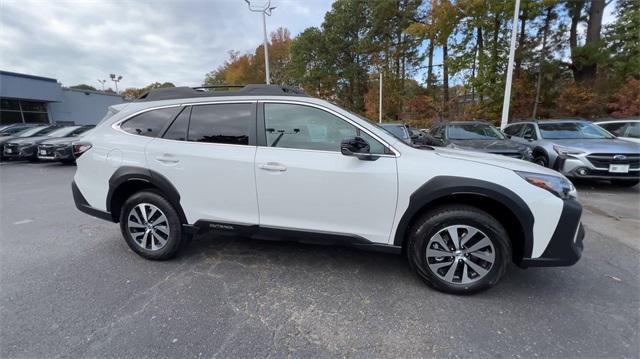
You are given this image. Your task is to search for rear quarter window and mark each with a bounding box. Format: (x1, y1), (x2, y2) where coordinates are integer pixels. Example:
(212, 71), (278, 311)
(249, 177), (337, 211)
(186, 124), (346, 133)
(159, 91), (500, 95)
(120, 107), (181, 137)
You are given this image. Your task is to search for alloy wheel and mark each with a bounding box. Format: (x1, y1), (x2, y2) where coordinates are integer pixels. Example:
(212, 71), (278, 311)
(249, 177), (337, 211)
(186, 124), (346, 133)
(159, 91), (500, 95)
(127, 203), (170, 251)
(426, 225), (495, 285)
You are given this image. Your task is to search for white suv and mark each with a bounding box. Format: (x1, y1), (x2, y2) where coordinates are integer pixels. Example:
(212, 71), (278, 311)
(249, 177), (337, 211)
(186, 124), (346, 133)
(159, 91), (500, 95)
(73, 85), (584, 294)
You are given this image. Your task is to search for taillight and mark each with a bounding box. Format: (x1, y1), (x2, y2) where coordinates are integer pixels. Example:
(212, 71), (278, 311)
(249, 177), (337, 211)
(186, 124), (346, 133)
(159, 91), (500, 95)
(73, 142), (92, 158)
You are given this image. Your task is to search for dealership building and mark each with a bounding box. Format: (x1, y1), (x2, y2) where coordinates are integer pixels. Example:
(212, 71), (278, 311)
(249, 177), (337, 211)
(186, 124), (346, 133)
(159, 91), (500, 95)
(0, 70), (123, 126)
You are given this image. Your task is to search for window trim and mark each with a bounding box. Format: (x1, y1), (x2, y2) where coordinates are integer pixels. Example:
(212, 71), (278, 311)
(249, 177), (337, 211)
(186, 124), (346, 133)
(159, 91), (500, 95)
(113, 104), (182, 138)
(113, 101), (258, 147)
(258, 100), (400, 157)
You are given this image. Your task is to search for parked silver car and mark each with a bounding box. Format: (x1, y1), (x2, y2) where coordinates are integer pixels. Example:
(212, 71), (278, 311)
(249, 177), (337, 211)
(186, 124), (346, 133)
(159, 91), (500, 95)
(504, 120), (640, 186)
(595, 118), (640, 144)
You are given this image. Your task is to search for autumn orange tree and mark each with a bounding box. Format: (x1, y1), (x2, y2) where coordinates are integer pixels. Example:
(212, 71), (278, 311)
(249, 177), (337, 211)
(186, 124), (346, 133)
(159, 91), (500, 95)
(203, 0), (639, 123)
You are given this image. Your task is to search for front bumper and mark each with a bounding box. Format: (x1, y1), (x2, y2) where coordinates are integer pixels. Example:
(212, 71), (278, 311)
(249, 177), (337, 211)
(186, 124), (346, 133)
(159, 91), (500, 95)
(555, 154), (640, 180)
(3, 144), (37, 160)
(520, 198), (584, 267)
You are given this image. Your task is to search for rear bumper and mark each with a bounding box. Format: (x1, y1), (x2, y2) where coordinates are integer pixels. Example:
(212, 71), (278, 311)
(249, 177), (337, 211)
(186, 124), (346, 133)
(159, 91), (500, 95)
(72, 181), (114, 222)
(520, 198), (584, 267)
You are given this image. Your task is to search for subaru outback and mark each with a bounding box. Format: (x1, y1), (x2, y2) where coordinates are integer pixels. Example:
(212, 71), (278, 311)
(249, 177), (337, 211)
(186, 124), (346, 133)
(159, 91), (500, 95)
(72, 85), (584, 294)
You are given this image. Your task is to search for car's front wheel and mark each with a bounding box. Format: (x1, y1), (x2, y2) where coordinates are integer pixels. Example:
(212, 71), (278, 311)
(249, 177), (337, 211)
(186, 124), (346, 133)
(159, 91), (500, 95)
(407, 205), (511, 295)
(119, 190), (184, 260)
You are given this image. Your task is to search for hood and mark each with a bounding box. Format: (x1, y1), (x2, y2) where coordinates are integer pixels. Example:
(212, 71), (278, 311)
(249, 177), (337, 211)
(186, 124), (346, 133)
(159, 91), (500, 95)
(433, 147), (561, 177)
(448, 139), (526, 152)
(39, 136), (81, 145)
(0, 135), (21, 144)
(5, 135), (54, 145)
(550, 138), (640, 153)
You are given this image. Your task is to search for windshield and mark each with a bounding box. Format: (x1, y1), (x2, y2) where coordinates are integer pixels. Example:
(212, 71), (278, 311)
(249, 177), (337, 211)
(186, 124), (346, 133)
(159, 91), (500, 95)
(539, 122), (615, 139)
(46, 126), (81, 137)
(17, 126), (48, 137)
(448, 123), (505, 140)
(380, 124), (409, 139)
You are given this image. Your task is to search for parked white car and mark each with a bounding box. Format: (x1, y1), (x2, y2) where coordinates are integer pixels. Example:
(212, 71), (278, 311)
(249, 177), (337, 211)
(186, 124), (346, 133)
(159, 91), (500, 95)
(73, 85), (584, 294)
(595, 119), (640, 144)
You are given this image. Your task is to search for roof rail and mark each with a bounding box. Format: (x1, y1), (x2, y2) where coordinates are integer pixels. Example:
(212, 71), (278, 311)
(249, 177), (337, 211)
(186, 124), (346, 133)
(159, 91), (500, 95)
(135, 84), (308, 102)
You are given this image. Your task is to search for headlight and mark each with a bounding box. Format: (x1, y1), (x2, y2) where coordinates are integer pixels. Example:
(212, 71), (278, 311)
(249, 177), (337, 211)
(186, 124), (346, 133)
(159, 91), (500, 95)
(515, 171), (577, 199)
(553, 145), (585, 157)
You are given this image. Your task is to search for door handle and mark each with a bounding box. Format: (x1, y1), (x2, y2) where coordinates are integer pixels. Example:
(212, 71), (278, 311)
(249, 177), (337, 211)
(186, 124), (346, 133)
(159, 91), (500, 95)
(259, 162), (287, 172)
(156, 155), (179, 164)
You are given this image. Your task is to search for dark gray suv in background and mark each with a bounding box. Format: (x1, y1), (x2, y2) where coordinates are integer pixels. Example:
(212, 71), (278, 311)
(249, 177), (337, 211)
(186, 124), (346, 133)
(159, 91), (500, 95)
(431, 121), (533, 160)
(504, 120), (640, 186)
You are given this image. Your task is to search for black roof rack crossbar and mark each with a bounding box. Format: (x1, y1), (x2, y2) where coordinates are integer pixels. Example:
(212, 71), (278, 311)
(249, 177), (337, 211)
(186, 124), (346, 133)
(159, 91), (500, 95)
(135, 84), (308, 102)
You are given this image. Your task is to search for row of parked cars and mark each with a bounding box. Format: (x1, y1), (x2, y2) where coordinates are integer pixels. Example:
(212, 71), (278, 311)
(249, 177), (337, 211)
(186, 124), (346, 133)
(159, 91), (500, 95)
(0, 123), (94, 163)
(382, 118), (640, 187)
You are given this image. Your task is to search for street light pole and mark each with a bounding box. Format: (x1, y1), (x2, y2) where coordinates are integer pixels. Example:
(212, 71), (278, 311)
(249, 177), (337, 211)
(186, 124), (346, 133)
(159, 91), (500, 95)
(500, 0), (520, 130)
(262, 11), (270, 85)
(109, 74), (123, 94)
(245, 0), (275, 85)
(97, 79), (106, 91)
(379, 72), (383, 123)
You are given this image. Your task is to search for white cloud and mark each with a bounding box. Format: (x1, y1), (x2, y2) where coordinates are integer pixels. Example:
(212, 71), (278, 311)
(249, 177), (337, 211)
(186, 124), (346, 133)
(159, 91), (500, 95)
(0, 0), (333, 89)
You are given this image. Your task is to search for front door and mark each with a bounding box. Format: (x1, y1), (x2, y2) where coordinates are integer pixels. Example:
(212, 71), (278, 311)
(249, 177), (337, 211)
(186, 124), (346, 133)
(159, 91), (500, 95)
(254, 102), (398, 244)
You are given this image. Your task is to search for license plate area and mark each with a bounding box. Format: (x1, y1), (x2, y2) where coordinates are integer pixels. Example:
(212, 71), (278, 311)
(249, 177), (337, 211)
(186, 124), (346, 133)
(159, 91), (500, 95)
(39, 150), (48, 155)
(609, 164), (629, 173)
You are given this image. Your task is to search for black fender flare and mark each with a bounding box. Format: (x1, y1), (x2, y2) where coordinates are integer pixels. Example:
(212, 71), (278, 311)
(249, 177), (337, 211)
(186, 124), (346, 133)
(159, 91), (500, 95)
(106, 166), (187, 224)
(393, 176), (535, 259)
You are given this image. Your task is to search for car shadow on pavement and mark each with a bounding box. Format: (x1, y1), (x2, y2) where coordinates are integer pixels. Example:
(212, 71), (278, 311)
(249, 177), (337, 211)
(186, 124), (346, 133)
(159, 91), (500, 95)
(172, 231), (600, 300)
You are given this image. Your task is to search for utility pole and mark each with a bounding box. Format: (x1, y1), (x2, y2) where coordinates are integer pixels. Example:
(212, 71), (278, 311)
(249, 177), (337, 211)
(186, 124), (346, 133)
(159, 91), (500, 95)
(244, 0), (276, 85)
(500, 0), (520, 129)
(109, 74), (123, 94)
(97, 79), (106, 91)
(379, 72), (383, 123)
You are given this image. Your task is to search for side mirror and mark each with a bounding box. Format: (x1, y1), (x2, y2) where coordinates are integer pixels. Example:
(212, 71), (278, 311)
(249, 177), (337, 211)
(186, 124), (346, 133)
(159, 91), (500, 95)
(523, 134), (534, 141)
(341, 136), (379, 161)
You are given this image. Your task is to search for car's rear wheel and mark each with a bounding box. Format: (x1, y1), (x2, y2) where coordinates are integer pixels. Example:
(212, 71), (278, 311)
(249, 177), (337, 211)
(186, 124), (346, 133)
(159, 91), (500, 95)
(407, 205), (511, 295)
(610, 179), (639, 187)
(119, 191), (184, 260)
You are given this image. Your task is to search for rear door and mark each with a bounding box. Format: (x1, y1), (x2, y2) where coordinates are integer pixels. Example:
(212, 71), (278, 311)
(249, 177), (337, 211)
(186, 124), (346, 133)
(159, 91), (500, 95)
(145, 102), (259, 225)
(254, 102), (398, 244)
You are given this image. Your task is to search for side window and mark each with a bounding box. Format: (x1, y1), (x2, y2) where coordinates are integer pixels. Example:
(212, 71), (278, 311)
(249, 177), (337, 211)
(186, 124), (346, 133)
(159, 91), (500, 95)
(504, 124), (523, 137)
(599, 122), (628, 137)
(264, 103), (386, 154)
(188, 103), (253, 145)
(626, 123), (640, 138)
(163, 107), (190, 141)
(121, 107), (180, 137)
(522, 124), (537, 140)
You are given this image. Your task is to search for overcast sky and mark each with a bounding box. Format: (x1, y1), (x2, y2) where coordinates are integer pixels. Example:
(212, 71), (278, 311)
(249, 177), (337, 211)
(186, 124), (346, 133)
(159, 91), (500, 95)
(0, 0), (333, 89)
(1, 0), (618, 90)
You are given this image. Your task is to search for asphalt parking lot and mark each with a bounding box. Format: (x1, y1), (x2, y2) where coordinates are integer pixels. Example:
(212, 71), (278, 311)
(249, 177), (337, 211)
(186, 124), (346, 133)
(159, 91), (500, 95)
(1, 161), (638, 358)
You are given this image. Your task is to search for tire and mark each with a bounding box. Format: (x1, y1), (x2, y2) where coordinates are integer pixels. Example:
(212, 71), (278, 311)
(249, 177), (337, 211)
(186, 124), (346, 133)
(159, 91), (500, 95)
(119, 190), (184, 260)
(533, 154), (548, 167)
(407, 205), (511, 295)
(610, 179), (640, 187)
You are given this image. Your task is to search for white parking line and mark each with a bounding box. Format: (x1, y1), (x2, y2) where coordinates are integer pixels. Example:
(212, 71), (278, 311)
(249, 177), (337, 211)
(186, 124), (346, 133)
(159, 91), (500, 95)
(13, 219), (34, 225)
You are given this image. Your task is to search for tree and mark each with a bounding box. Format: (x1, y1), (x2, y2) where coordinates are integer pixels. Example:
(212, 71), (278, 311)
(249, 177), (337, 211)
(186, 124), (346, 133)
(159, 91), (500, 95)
(604, 0), (640, 81)
(120, 82), (175, 101)
(568, 0), (609, 83)
(204, 27), (295, 87)
(70, 84), (97, 91)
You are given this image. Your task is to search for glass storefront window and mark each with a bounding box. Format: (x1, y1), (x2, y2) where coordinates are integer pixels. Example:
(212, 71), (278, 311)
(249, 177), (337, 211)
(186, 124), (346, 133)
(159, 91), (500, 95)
(0, 98), (49, 125)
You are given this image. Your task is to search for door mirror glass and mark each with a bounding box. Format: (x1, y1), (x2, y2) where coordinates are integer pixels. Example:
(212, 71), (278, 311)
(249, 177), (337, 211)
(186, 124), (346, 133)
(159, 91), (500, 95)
(341, 136), (378, 161)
